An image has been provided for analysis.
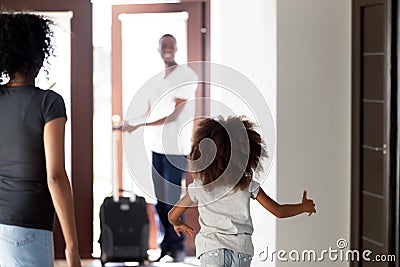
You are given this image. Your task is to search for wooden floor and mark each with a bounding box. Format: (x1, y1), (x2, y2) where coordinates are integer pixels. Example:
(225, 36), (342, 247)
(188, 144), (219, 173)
(54, 258), (200, 267)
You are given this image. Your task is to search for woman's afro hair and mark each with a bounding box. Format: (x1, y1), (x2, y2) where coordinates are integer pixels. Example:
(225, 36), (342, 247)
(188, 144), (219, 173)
(0, 12), (53, 81)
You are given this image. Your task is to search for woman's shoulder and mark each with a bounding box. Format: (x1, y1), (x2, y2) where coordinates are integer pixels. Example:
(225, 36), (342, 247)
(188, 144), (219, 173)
(24, 86), (61, 98)
(33, 88), (64, 104)
(35, 87), (62, 96)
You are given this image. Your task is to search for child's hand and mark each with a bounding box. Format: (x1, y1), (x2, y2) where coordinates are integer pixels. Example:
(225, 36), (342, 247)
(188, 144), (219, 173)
(302, 190), (316, 216)
(173, 221), (194, 237)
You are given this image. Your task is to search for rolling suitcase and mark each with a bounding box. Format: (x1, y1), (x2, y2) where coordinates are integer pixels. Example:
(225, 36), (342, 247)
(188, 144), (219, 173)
(99, 116), (149, 266)
(99, 195), (149, 265)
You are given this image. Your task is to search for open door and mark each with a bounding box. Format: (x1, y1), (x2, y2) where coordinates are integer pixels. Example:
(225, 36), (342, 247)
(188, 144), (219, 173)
(111, 1), (210, 256)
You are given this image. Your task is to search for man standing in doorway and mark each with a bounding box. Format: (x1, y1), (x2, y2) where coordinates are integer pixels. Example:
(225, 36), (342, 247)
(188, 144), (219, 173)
(122, 34), (198, 262)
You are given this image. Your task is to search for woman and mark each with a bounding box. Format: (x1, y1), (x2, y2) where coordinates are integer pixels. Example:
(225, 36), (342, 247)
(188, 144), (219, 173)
(0, 12), (81, 267)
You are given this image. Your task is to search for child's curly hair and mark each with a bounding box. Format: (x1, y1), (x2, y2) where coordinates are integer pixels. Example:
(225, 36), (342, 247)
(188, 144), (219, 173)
(188, 116), (268, 191)
(0, 12), (53, 86)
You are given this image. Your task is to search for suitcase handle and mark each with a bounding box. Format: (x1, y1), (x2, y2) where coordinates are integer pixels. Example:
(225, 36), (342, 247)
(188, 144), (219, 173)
(119, 189), (137, 202)
(112, 115), (120, 203)
(112, 115), (137, 203)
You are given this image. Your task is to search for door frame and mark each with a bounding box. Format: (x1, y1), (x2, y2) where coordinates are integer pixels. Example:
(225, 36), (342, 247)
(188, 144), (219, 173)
(111, 1), (210, 256)
(112, 1), (210, 188)
(1, 0), (93, 259)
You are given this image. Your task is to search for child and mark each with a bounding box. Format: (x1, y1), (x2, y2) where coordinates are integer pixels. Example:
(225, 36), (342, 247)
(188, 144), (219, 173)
(168, 116), (316, 267)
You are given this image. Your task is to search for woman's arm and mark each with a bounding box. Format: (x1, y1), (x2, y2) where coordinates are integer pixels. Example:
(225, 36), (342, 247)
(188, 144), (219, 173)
(256, 188), (316, 218)
(43, 117), (81, 267)
(168, 193), (195, 237)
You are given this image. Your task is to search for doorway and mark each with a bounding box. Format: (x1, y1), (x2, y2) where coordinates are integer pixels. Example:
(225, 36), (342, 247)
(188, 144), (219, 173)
(92, 1), (210, 258)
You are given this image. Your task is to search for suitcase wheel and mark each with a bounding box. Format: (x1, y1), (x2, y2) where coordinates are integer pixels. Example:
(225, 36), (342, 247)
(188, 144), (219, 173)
(100, 253), (108, 266)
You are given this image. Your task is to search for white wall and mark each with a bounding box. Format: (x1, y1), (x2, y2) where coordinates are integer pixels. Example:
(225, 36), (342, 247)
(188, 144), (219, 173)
(212, 0), (351, 266)
(211, 1), (277, 266)
(276, 0), (351, 266)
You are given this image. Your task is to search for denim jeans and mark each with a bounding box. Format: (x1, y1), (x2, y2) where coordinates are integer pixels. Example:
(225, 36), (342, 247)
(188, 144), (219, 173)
(200, 249), (252, 267)
(152, 152), (186, 253)
(0, 223), (54, 267)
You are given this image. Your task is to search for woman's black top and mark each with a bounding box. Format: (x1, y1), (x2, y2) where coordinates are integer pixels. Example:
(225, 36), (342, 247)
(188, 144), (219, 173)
(0, 85), (66, 231)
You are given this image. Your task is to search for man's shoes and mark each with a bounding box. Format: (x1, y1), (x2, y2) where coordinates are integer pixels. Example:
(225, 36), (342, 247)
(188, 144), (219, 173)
(153, 249), (186, 262)
(152, 250), (167, 262)
(170, 249), (186, 262)
(147, 249), (163, 262)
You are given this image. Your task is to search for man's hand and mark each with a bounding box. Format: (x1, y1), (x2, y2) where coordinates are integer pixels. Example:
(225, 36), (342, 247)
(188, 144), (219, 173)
(112, 121), (141, 133)
(122, 121), (141, 133)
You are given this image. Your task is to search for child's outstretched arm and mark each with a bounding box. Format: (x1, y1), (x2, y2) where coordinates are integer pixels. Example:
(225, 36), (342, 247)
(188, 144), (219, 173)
(256, 188), (316, 218)
(168, 193), (195, 237)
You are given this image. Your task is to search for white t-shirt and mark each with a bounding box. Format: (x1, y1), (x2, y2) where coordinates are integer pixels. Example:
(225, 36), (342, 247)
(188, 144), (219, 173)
(144, 65), (198, 155)
(188, 179), (260, 258)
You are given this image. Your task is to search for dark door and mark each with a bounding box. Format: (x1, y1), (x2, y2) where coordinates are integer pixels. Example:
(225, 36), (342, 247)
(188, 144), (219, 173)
(352, 0), (398, 265)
